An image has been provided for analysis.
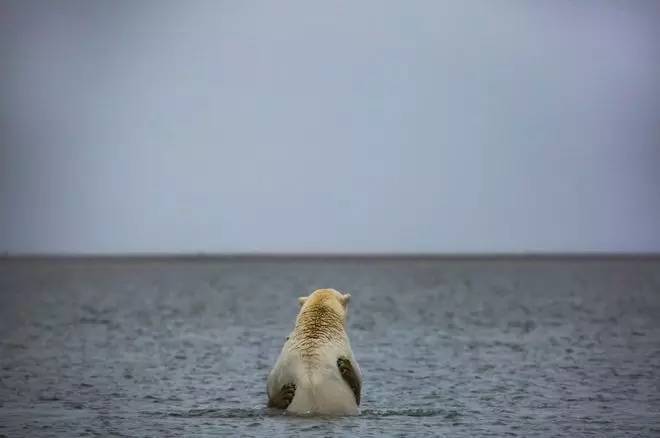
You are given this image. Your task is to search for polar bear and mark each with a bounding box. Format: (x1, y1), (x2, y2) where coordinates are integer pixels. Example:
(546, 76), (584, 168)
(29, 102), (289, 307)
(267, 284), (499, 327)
(267, 288), (361, 416)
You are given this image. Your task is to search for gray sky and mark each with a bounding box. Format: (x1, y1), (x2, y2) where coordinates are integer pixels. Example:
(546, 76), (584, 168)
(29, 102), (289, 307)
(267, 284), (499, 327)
(1, 1), (659, 254)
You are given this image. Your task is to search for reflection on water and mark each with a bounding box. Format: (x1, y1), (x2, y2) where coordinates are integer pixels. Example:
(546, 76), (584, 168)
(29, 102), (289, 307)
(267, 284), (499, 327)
(1, 258), (659, 437)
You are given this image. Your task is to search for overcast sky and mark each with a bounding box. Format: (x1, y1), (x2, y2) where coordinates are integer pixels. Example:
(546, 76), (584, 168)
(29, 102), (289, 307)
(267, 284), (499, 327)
(1, 1), (659, 254)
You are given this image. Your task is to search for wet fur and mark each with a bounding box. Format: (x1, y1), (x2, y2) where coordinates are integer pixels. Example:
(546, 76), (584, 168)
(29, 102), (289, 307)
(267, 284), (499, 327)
(291, 303), (344, 359)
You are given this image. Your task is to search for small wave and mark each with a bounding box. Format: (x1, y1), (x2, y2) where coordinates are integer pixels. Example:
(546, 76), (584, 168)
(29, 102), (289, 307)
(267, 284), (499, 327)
(143, 407), (458, 419)
(361, 408), (459, 418)
(143, 408), (269, 419)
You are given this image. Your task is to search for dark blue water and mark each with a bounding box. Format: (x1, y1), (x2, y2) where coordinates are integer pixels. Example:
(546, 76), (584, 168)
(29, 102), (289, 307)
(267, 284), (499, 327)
(1, 258), (659, 436)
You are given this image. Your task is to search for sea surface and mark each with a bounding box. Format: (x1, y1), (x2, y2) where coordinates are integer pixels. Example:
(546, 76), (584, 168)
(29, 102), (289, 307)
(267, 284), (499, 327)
(1, 257), (659, 437)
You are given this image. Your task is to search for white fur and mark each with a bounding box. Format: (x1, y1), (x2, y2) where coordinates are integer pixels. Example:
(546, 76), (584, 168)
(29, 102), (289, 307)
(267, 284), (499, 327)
(267, 290), (361, 416)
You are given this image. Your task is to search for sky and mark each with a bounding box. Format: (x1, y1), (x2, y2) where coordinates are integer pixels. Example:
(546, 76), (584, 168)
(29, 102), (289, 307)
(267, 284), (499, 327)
(1, 1), (659, 254)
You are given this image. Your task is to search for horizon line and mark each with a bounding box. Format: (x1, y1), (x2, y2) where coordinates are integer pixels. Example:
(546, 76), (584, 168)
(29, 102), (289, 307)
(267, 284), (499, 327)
(2, 252), (660, 261)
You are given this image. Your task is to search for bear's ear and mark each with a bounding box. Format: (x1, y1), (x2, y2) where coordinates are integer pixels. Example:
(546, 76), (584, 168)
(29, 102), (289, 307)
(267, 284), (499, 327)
(341, 293), (351, 307)
(298, 296), (308, 306)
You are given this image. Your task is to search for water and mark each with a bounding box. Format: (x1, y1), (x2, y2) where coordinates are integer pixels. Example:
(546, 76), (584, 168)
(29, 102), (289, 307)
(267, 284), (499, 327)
(1, 257), (659, 437)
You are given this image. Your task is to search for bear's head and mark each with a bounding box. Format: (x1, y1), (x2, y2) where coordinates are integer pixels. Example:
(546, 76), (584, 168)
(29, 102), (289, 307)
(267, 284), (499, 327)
(297, 288), (351, 321)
